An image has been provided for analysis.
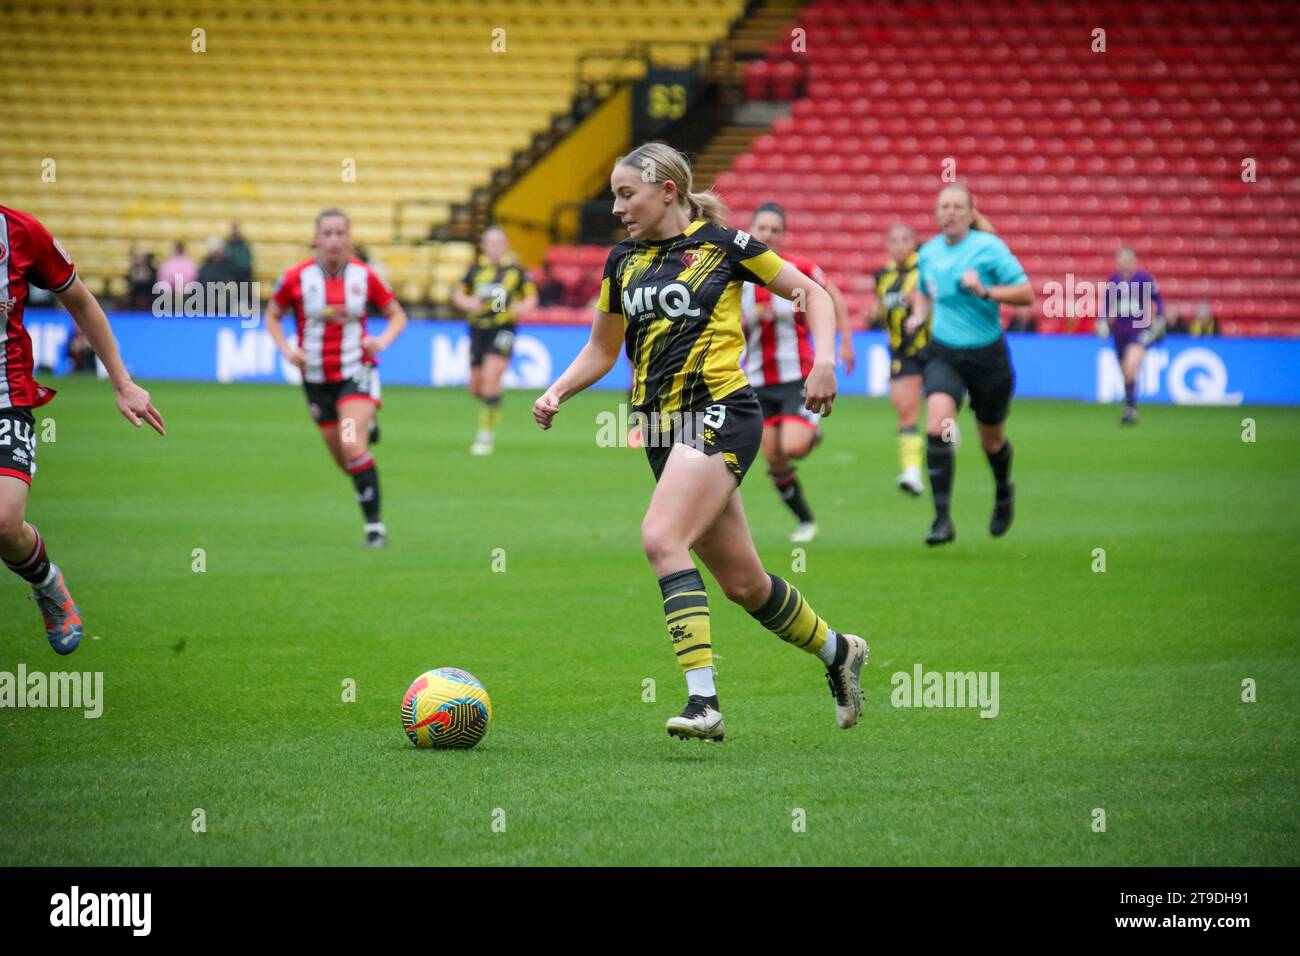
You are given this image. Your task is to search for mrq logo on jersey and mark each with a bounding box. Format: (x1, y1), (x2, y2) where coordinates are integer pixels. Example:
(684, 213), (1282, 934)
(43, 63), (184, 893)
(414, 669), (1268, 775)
(622, 282), (701, 321)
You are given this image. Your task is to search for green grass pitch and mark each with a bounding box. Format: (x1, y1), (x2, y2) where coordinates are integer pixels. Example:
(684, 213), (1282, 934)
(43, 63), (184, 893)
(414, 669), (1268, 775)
(1, 375), (1296, 866)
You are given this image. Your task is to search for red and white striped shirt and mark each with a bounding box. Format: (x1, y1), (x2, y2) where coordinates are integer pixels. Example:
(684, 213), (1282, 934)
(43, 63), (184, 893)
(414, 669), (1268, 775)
(0, 205), (76, 409)
(741, 252), (825, 387)
(272, 258), (394, 384)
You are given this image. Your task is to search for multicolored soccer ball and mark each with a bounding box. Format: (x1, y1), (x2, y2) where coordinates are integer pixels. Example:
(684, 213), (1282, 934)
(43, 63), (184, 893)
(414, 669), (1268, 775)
(401, 667), (492, 749)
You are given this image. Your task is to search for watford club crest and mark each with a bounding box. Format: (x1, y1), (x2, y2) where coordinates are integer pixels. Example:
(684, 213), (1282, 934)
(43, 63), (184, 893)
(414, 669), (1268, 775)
(681, 248), (701, 270)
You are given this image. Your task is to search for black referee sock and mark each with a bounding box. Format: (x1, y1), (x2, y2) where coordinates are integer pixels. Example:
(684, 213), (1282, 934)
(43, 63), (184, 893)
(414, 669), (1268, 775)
(986, 440), (1013, 490)
(347, 454), (382, 523)
(771, 468), (814, 523)
(926, 434), (955, 519)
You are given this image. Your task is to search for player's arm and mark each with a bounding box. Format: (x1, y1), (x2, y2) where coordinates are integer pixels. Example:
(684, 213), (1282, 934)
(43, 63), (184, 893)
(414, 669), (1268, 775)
(825, 278), (856, 374)
(532, 310), (623, 429)
(768, 261), (836, 417)
(450, 279), (482, 314)
(54, 277), (165, 435)
(364, 298), (408, 355)
(517, 275), (540, 316)
(960, 271), (1033, 306)
(263, 298), (306, 370)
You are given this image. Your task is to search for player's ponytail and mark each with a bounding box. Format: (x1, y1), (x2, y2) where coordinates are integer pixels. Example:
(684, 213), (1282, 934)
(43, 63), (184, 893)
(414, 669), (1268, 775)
(686, 188), (728, 227)
(617, 142), (729, 228)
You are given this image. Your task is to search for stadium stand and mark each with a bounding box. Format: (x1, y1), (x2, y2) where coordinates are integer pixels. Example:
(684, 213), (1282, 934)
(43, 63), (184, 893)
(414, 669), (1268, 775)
(0, 0), (744, 310)
(723, 0), (1300, 334)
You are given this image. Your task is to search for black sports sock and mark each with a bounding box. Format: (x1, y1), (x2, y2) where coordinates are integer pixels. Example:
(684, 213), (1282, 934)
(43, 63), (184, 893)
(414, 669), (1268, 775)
(771, 468), (814, 523)
(986, 440), (1013, 490)
(926, 434), (955, 519)
(347, 455), (382, 523)
(5, 525), (53, 588)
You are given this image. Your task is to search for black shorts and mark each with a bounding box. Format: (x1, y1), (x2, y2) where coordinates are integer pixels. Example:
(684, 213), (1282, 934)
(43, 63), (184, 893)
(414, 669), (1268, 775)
(754, 380), (821, 430)
(469, 325), (516, 368)
(890, 352), (925, 379)
(0, 407), (37, 485)
(922, 337), (1015, 425)
(641, 386), (764, 486)
(304, 366), (382, 427)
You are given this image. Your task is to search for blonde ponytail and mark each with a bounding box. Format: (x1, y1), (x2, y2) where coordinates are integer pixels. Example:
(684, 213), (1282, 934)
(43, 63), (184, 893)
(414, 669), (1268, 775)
(687, 188), (728, 227)
(617, 142), (727, 226)
(971, 209), (995, 233)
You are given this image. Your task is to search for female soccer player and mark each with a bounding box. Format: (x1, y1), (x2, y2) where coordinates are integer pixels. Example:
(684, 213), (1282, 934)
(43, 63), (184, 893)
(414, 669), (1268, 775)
(265, 208), (408, 547)
(451, 227), (537, 455)
(1097, 245), (1164, 425)
(741, 202), (855, 543)
(1, 204), (164, 653)
(911, 185), (1033, 546)
(873, 224), (929, 495)
(532, 144), (868, 741)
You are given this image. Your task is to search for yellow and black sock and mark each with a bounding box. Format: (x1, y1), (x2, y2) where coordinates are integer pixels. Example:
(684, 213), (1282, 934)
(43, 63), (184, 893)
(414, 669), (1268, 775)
(659, 567), (712, 672)
(899, 426), (923, 472)
(748, 573), (831, 656)
(479, 396), (502, 433)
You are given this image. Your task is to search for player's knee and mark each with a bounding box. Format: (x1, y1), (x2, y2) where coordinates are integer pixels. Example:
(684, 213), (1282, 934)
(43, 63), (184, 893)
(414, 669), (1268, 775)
(640, 521), (683, 567)
(0, 505), (25, 545)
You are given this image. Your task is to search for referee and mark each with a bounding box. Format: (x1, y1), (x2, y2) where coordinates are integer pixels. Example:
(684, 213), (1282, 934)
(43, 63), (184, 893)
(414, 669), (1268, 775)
(911, 184), (1034, 546)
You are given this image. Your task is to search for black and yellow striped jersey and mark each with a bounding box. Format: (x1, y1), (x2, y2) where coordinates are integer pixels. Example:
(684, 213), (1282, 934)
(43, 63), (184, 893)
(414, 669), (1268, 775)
(874, 251), (928, 356)
(598, 220), (785, 419)
(459, 256), (537, 329)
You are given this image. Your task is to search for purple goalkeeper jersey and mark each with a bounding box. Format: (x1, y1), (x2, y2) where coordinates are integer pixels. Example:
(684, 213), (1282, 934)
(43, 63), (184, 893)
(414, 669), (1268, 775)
(1101, 269), (1165, 333)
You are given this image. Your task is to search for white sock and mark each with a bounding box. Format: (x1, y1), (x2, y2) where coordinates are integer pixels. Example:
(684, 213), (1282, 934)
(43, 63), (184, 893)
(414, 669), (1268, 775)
(33, 564), (58, 594)
(685, 666), (716, 699)
(364, 522), (386, 534)
(817, 629), (839, 667)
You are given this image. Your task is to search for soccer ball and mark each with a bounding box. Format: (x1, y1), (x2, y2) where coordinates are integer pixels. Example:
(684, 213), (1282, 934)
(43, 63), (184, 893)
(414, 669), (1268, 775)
(401, 667), (492, 749)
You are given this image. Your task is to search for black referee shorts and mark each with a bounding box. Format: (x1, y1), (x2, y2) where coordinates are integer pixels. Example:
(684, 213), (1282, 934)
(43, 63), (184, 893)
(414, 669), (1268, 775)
(922, 337), (1015, 426)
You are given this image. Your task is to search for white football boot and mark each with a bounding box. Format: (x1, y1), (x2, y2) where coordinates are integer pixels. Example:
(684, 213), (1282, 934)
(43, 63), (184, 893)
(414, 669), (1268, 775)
(665, 695), (725, 742)
(825, 633), (869, 729)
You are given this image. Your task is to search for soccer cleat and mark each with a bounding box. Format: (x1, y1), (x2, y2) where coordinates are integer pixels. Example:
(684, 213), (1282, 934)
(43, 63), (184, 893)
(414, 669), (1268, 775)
(897, 465), (924, 497)
(790, 521), (818, 543)
(32, 565), (82, 655)
(925, 514), (956, 546)
(1120, 406), (1138, 426)
(470, 429), (494, 456)
(363, 523), (388, 548)
(825, 632), (868, 729)
(665, 694), (725, 741)
(990, 482), (1015, 537)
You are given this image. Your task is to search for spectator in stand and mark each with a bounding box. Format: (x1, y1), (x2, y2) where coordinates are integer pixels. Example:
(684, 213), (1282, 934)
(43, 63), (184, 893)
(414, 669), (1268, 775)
(1190, 301), (1218, 336)
(536, 263), (565, 307)
(224, 222), (253, 284)
(1165, 307), (1188, 335)
(157, 240), (197, 293)
(198, 235), (238, 286)
(1006, 305), (1037, 333)
(126, 247), (157, 311)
